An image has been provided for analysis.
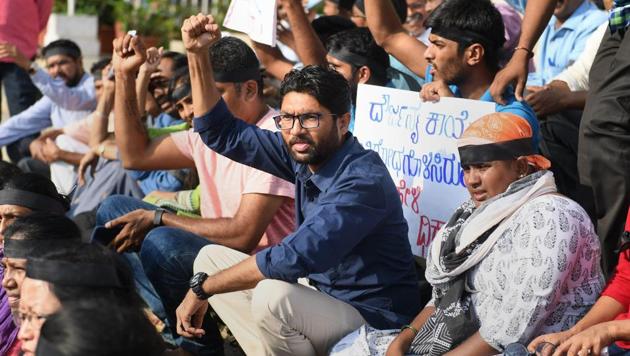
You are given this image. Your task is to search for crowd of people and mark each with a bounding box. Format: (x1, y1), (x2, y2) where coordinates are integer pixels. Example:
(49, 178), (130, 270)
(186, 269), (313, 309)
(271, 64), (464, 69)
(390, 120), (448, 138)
(0, 0), (629, 355)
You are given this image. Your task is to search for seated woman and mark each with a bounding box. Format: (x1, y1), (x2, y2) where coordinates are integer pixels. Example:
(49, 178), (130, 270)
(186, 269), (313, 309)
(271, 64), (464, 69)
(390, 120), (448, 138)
(331, 113), (604, 356)
(528, 208), (630, 356)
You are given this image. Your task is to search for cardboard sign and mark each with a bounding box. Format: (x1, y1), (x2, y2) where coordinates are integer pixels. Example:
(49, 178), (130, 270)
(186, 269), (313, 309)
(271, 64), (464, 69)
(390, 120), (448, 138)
(354, 84), (495, 257)
(223, 0), (278, 46)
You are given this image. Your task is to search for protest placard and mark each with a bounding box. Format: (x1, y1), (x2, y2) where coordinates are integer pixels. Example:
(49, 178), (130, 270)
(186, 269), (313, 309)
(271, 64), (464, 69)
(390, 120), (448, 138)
(223, 0), (277, 46)
(354, 84), (495, 257)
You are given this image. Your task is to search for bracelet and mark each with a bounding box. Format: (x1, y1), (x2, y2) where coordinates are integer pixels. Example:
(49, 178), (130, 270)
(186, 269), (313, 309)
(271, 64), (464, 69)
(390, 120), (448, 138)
(401, 324), (419, 335)
(514, 46), (534, 58)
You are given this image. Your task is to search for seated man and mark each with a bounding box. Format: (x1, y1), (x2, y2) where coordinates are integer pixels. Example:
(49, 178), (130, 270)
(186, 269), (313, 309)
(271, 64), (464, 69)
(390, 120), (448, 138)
(365, 0), (539, 146)
(0, 39), (96, 194)
(174, 14), (420, 356)
(97, 34), (296, 354)
(525, 0), (606, 86)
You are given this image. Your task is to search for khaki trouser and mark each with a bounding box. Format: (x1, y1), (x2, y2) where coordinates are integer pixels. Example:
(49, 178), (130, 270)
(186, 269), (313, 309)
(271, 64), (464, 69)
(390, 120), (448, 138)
(193, 245), (366, 356)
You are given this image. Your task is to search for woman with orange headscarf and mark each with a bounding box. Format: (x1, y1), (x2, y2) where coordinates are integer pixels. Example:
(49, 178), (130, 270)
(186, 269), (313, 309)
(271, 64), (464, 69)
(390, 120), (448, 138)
(331, 113), (604, 356)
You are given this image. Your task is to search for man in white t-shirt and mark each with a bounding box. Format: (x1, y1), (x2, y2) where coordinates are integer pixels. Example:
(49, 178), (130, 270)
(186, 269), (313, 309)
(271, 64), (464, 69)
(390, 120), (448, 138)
(94, 36), (296, 354)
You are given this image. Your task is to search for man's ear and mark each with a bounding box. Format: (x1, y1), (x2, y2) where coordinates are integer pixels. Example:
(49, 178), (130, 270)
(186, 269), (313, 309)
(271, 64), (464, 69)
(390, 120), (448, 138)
(243, 80), (259, 102)
(465, 44), (485, 67)
(338, 112), (351, 134)
(357, 66), (372, 84)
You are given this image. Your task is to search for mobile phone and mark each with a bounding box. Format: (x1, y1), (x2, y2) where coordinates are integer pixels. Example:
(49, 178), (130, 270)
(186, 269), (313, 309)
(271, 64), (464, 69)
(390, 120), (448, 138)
(91, 226), (123, 246)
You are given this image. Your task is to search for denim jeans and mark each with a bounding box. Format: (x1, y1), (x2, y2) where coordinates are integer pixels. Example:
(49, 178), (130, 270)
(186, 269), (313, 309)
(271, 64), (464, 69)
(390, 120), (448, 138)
(0, 62), (41, 162)
(95, 195), (223, 355)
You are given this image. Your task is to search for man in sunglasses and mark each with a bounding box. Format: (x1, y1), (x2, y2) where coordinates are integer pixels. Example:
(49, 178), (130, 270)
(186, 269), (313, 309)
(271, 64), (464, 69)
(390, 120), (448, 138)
(174, 14), (421, 356)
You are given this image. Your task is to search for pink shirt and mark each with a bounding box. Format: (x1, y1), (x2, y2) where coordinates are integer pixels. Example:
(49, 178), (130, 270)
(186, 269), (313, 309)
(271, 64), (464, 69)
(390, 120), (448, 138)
(0, 0), (53, 63)
(171, 108), (295, 253)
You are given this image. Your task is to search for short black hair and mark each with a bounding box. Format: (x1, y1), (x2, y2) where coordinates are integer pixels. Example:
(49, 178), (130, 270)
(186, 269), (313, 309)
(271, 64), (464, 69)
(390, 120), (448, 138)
(162, 51), (188, 72)
(354, 0), (407, 23)
(210, 37), (263, 96)
(312, 15), (357, 44)
(42, 39), (82, 59)
(38, 302), (165, 356)
(326, 27), (390, 85)
(90, 57), (111, 79)
(0, 162), (21, 188)
(280, 65), (351, 116)
(38, 243), (143, 308)
(426, 0), (505, 69)
(2, 173), (70, 212)
(4, 213), (82, 258)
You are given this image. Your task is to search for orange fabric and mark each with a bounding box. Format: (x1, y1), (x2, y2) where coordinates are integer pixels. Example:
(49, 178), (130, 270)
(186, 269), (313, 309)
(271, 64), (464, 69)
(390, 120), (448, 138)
(459, 113), (551, 170)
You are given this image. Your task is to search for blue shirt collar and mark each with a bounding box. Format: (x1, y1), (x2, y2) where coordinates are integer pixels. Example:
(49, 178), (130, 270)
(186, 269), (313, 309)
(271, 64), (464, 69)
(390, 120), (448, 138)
(297, 132), (357, 191)
(549, 0), (594, 32)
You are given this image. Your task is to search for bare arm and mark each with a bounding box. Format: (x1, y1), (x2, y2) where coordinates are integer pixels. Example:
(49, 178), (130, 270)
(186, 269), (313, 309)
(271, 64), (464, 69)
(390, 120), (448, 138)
(136, 47), (163, 115)
(386, 306), (435, 355)
(161, 193), (289, 253)
(444, 332), (499, 356)
(112, 35), (193, 170)
(252, 43), (295, 80)
(90, 66), (115, 149)
(182, 14), (222, 118)
(364, 0), (428, 77)
(490, 0), (558, 103)
(280, 0), (327, 66)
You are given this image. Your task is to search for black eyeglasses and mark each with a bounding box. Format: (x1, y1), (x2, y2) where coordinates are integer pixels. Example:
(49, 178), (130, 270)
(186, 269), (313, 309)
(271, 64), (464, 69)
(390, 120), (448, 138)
(273, 113), (337, 130)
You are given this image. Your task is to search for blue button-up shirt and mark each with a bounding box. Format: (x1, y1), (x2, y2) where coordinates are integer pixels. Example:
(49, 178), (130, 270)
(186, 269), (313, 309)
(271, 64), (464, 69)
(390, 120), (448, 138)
(194, 99), (421, 329)
(527, 0), (607, 86)
(0, 69), (96, 147)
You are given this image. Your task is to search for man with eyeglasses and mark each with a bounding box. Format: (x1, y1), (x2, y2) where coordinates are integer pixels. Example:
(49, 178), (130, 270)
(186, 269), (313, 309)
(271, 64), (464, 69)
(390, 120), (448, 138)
(174, 14), (421, 356)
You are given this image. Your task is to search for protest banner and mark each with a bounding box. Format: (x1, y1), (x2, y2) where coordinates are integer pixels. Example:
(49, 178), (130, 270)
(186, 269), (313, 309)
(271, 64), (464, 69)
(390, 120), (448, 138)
(354, 84), (495, 257)
(223, 0), (277, 46)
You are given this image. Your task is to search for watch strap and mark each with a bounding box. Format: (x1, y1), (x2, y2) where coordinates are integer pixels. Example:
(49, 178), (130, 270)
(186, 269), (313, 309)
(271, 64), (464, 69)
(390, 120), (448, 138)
(153, 208), (166, 226)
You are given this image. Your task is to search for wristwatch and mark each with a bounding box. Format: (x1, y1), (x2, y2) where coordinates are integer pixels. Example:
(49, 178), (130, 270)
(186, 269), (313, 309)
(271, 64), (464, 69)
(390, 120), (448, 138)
(153, 208), (167, 226)
(190, 272), (212, 300)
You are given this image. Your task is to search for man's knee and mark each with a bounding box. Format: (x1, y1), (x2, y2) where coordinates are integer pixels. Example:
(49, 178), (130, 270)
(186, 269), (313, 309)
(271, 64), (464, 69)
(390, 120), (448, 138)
(193, 244), (235, 275)
(250, 279), (293, 326)
(96, 195), (144, 224)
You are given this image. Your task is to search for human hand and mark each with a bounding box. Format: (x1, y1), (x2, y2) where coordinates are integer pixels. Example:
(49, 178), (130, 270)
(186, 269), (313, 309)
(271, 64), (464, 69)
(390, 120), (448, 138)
(112, 34), (147, 76)
(420, 80), (454, 102)
(525, 80), (570, 117)
(140, 46), (164, 75)
(29, 138), (46, 162)
(181, 13), (221, 53)
(41, 138), (61, 163)
(552, 324), (615, 356)
(528, 330), (575, 354)
(176, 289), (209, 338)
(105, 209), (155, 252)
(101, 63), (116, 92)
(489, 49), (530, 104)
(0, 42), (30, 71)
(78, 150), (99, 186)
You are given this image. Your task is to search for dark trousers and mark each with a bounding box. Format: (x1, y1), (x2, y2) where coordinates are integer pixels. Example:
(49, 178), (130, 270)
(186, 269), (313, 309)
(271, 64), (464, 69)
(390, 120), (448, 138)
(539, 111), (596, 224)
(0, 62), (40, 162)
(578, 27), (630, 276)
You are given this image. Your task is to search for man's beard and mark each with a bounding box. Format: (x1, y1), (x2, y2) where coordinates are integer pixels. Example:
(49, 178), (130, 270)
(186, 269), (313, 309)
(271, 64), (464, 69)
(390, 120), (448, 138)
(64, 73), (82, 87)
(284, 130), (339, 167)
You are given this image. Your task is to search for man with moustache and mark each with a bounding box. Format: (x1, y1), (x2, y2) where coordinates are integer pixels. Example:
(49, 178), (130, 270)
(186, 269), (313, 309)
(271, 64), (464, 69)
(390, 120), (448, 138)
(0, 39), (96, 193)
(174, 14), (420, 356)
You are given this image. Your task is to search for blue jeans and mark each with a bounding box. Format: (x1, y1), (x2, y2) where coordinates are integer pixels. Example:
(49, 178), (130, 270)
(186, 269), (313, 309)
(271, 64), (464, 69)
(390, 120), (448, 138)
(95, 195), (223, 355)
(0, 62), (40, 162)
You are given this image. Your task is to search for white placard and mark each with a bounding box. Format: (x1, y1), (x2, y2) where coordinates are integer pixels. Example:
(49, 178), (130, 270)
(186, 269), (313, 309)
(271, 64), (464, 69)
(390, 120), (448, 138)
(354, 84), (495, 258)
(223, 0), (277, 47)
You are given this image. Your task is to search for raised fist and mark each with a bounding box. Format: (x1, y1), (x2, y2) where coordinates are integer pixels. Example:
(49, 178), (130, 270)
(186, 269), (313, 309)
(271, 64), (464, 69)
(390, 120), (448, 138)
(112, 34), (147, 75)
(181, 14), (221, 53)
